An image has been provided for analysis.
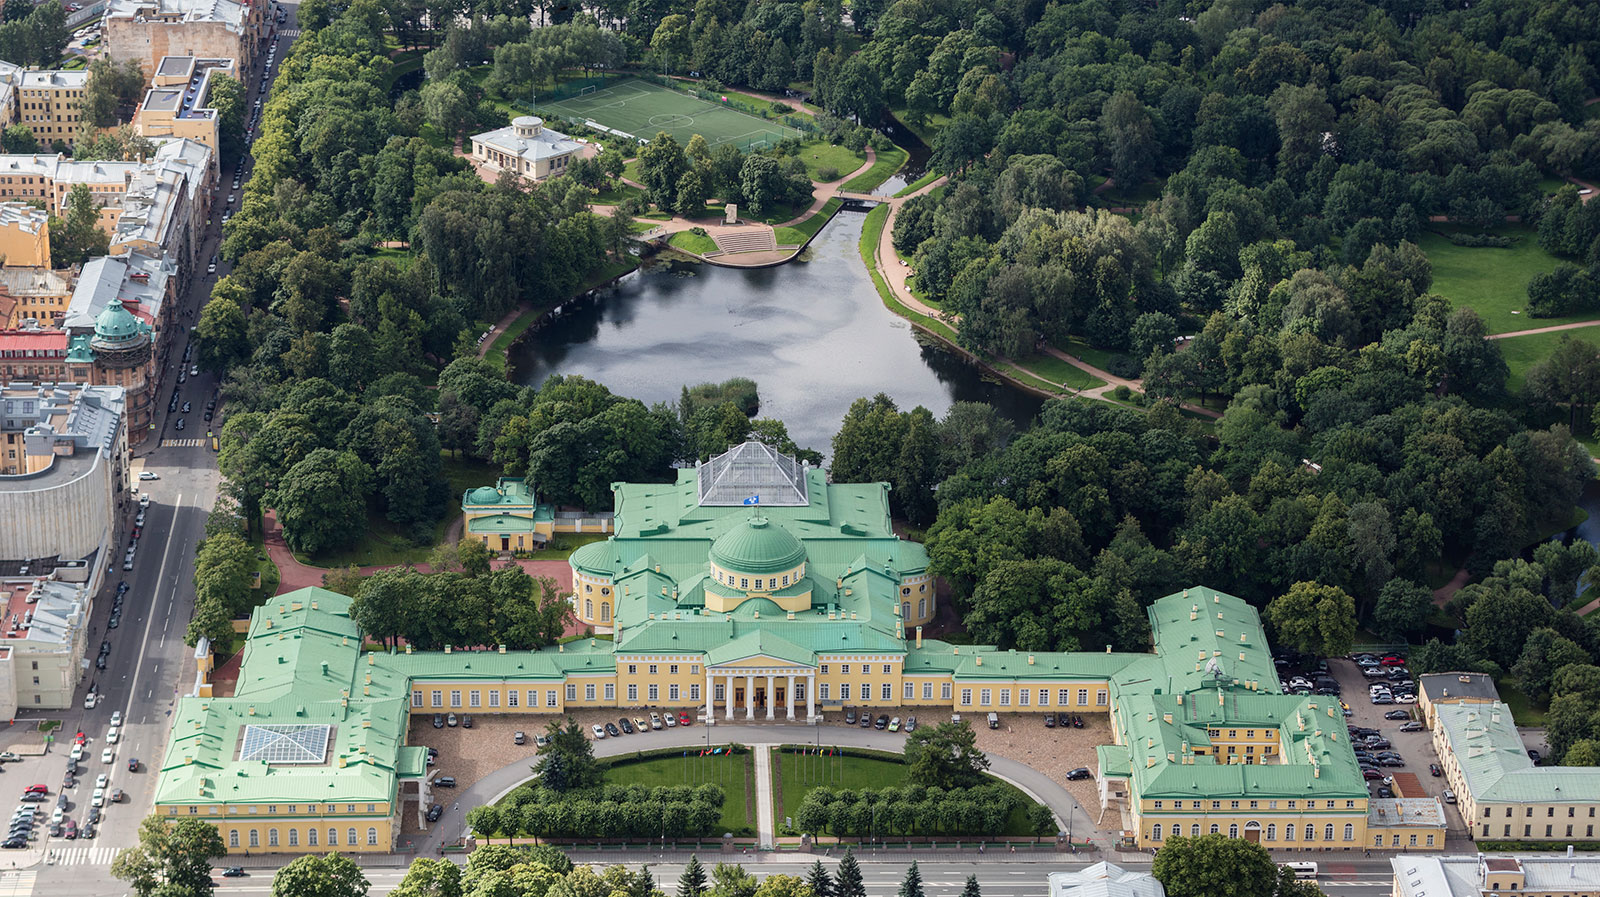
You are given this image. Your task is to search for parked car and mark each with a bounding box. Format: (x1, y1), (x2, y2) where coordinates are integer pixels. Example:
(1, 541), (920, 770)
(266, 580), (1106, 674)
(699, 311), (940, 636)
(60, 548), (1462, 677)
(649, 713), (663, 730)
(513, 732), (526, 745)
(1381, 655), (1407, 666)
(1429, 763), (1443, 776)
(888, 717), (901, 732)
(461, 715), (473, 729)
(1045, 714), (1056, 728)
(1361, 767), (1384, 780)
(874, 715), (889, 730)
(905, 716), (917, 732)
(432, 714), (444, 728)
(619, 718), (634, 735)
(1383, 710), (1410, 720)
(633, 717), (649, 733)
(1065, 768), (1092, 781)
(222, 868), (248, 877)
(1442, 789), (1457, 804)
(591, 724), (606, 739)
(679, 711), (692, 726)
(1379, 757), (1406, 767)
(1400, 721), (1426, 732)
(663, 714), (676, 728)
(434, 776), (456, 788)
(426, 804), (443, 823)
(1529, 749), (1542, 765)
(844, 708), (856, 724)
(604, 722), (621, 738)
(1372, 695), (1395, 704)
(446, 713), (457, 727)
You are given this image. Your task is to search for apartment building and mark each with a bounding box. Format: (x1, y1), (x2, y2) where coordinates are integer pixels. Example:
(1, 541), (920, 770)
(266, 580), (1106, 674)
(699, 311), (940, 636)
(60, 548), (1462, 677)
(134, 56), (235, 162)
(17, 70), (88, 145)
(102, 0), (266, 76)
(1434, 701), (1600, 842)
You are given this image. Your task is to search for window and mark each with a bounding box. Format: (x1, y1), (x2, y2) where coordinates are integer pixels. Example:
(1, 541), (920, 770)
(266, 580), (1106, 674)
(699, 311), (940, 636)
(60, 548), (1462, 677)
(628, 665), (637, 675)
(980, 689), (992, 705)
(820, 684), (830, 700)
(923, 683), (933, 699)
(349, 828), (358, 846)
(1266, 824), (1276, 841)
(840, 684), (850, 700)
(585, 599), (592, 617)
(628, 685), (638, 701)
(1228, 824), (1238, 838)
(268, 830), (279, 847)
(961, 689), (972, 706)
(1039, 689), (1049, 705)
(740, 578), (748, 588)
(649, 665), (658, 675)
(942, 683), (952, 699)
(1284, 825), (1294, 841)
(229, 830), (239, 848)
(821, 665), (830, 674)
(546, 691), (558, 707)
(1324, 824), (1334, 841)
(882, 684), (892, 700)
(308, 828), (317, 846)
(905, 683), (914, 699)
(1153, 801), (1163, 809)
(690, 684), (700, 700)
(1019, 689), (1029, 706)
(368, 828), (378, 846)
(450, 691), (461, 707)
(1152, 824), (1162, 841)
(1077, 689), (1088, 705)
(566, 684), (576, 701)
(670, 665), (679, 675)
(585, 683), (596, 701)
(1097, 690), (1108, 705)
(1060, 689), (1071, 705)
(329, 828), (338, 845)
(1344, 824), (1354, 841)
(288, 829), (298, 847)
(605, 683), (616, 700)
(431, 691), (442, 707)
(412, 691), (423, 708)
(249, 830), (260, 847)
(469, 691), (481, 707)
(1210, 824), (1220, 834)
(669, 685), (679, 701)
(883, 664), (892, 674)
(842, 664), (850, 674)
(1426, 835), (1435, 847)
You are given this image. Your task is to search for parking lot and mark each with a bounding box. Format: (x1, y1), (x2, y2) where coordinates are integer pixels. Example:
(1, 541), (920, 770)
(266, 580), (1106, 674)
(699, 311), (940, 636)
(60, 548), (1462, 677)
(1327, 657), (1468, 835)
(0, 719), (136, 863)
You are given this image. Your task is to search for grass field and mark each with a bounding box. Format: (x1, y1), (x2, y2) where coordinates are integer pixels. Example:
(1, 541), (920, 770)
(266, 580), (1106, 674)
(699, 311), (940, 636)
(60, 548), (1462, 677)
(1418, 226), (1570, 334)
(605, 752), (755, 836)
(840, 144), (908, 193)
(794, 142), (866, 182)
(1014, 352), (1106, 391)
(669, 230), (719, 254)
(1496, 326), (1600, 391)
(541, 79), (801, 150)
(772, 751), (1040, 838)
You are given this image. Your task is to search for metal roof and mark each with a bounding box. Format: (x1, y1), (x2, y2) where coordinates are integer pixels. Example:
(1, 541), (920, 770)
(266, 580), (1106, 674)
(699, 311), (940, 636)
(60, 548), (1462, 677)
(697, 442), (810, 507)
(1433, 701), (1600, 803)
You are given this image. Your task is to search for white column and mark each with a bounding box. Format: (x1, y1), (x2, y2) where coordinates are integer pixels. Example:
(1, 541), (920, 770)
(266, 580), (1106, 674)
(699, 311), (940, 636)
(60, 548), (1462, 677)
(786, 674), (796, 720)
(705, 671), (714, 723)
(745, 674), (756, 720)
(725, 674), (734, 720)
(766, 675), (776, 719)
(807, 673), (815, 720)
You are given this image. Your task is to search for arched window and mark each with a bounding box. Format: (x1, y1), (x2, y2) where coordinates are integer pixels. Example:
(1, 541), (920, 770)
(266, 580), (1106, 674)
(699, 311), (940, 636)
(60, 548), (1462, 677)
(1190, 824), (1200, 837)
(1228, 824), (1238, 838)
(249, 829), (259, 847)
(584, 599), (593, 618)
(1152, 824), (1162, 841)
(600, 603), (610, 622)
(902, 602), (910, 619)
(1343, 824), (1354, 841)
(1284, 825), (1295, 841)
(287, 829), (298, 847)
(328, 828), (337, 846)
(1209, 824), (1220, 834)
(917, 599), (925, 617)
(1266, 824), (1276, 841)
(1324, 824), (1335, 841)
(229, 830), (239, 848)
(367, 827), (379, 845)
(268, 829), (279, 847)
(1304, 824), (1315, 841)
(308, 828), (317, 846)
(348, 828), (357, 846)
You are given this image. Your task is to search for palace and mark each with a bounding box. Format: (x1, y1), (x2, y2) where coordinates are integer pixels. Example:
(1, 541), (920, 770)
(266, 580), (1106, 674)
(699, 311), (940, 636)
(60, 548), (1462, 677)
(155, 443), (1443, 854)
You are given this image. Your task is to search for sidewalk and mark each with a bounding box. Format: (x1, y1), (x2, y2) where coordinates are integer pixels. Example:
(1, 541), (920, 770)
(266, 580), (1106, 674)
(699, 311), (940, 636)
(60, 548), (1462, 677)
(753, 746), (775, 849)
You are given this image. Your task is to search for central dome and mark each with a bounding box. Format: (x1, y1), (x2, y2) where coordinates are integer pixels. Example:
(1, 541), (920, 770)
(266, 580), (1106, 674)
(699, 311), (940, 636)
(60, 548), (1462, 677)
(93, 299), (143, 344)
(468, 486), (502, 504)
(709, 516), (806, 575)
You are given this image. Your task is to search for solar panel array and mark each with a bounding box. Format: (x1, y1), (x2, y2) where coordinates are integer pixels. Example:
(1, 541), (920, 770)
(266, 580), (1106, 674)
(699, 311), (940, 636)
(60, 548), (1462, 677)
(238, 724), (332, 765)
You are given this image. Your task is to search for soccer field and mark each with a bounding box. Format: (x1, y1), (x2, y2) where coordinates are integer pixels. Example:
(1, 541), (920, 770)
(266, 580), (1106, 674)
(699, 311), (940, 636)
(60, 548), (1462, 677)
(540, 78), (802, 149)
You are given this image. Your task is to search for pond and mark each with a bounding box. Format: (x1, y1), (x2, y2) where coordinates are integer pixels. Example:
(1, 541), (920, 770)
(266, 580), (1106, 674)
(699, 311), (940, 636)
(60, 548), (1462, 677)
(510, 212), (1042, 455)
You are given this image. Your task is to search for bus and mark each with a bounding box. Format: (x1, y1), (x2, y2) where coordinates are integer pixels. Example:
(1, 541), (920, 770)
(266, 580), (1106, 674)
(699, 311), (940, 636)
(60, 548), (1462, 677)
(1283, 862), (1318, 880)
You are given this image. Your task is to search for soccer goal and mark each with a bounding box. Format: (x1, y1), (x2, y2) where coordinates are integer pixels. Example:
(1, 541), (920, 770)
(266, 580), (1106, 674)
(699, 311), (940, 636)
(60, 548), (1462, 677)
(579, 85), (598, 98)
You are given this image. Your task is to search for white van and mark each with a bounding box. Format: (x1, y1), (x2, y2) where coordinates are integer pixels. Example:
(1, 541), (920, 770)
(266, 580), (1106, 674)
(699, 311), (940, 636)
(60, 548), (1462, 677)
(1283, 862), (1318, 880)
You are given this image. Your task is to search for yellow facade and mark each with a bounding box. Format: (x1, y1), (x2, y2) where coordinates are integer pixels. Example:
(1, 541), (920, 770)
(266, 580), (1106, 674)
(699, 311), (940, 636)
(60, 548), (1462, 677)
(162, 802), (397, 854)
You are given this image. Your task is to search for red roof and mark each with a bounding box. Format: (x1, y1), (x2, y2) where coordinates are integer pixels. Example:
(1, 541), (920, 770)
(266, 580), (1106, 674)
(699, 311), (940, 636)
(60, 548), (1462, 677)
(0, 329), (67, 354)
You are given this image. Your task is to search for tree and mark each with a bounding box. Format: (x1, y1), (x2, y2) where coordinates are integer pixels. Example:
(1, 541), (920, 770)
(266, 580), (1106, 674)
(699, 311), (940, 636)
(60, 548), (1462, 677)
(1028, 804), (1056, 842)
(322, 565), (364, 596)
(187, 532), (256, 647)
(753, 875), (815, 897)
(1265, 582), (1357, 658)
(198, 295), (250, 373)
(1152, 834), (1279, 897)
(709, 862), (758, 897)
(391, 859), (462, 897)
(897, 863), (925, 897)
(835, 850), (865, 897)
(805, 861), (833, 897)
(265, 448), (374, 556)
(1527, 336), (1600, 429)
(50, 182), (111, 267)
(1100, 91), (1158, 187)
(961, 877), (982, 897)
(465, 805), (504, 841)
(1372, 580), (1433, 642)
(904, 721), (988, 791)
(271, 854), (370, 897)
(638, 132), (689, 208)
(112, 816), (227, 897)
(2, 124), (33, 153)
(535, 717), (603, 792)
(678, 856), (708, 897)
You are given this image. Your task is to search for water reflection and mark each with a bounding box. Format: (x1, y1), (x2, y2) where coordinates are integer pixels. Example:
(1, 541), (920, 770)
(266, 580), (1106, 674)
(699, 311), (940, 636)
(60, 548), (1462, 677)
(511, 213), (1042, 454)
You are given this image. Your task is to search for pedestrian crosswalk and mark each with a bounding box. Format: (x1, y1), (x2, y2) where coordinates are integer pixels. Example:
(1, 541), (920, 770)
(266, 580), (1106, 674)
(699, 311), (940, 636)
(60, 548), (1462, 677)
(0, 871), (33, 897)
(161, 438), (205, 447)
(278, 27), (300, 37)
(50, 846), (116, 866)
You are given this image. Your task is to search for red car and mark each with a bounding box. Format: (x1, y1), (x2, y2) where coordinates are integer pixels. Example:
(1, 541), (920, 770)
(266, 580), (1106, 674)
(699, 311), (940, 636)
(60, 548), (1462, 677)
(1381, 655), (1406, 666)
(23, 785), (46, 795)
(677, 711), (691, 727)
(1361, 768), (1383, 780)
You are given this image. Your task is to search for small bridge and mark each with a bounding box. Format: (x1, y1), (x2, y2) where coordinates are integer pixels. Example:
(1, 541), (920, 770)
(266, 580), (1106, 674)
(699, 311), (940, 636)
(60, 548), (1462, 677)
(834, 190), (884, 208)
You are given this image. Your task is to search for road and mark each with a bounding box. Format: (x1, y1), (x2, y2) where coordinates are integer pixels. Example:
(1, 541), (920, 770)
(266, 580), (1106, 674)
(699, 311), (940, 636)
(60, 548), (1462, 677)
(0, 3), (299, 891)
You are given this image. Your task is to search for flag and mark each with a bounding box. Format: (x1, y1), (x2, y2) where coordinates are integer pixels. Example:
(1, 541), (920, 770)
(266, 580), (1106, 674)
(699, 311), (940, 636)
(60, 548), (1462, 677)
(743, 495), (760, 506)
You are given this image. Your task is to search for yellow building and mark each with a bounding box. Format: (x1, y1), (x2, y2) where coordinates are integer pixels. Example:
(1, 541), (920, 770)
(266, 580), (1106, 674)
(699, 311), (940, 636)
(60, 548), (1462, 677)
(1417, 672), (1499, 726)
(134, 57), (236, 161)
(1434, 701), (1600, 842)
(1392, 855), (1600, 897)
(17, 70), (87, 144)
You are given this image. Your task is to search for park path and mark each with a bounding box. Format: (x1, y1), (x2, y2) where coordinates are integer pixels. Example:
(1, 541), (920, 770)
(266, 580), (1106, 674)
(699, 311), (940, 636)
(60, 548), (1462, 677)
(773, 146), (877, 228)
(753, 745), (776, 849)
(1487, 319), (1600, 340)
(477, 301), (535, 359)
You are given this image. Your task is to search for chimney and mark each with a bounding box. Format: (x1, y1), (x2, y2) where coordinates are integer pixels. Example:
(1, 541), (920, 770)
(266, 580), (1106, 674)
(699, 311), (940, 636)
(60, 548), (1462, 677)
(1027, 654), (1034, 665)
(915, 626), (922, 648)
(498, 645), (506, 654)
(975, 656), (982, 666)
(444, 646), (451, 654)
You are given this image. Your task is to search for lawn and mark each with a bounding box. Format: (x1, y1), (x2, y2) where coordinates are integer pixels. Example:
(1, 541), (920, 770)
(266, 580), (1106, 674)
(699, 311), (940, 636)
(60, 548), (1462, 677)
(792, 141), (866, 182)
(296, 454), (501, 569)
(540, 78), (802, 149)
(894, 170), (941, 198)
(1418, 225), (1569, 334)
(592, 181), (646, 204)
(1057, 337), (1124, 374)
(1014, 352), (1106, 391)
(528, 532), (609, 560)
(1498, 681), (1549, 727)
(773, 226), (807, 247)
(772, 750), (1041, 838)
(605, 752), (756, 837)
(839, 144), (909, 194)
(888, 108), (948, 148)
(775, 198), (842, 246)
(669, 230), (719, 255)
(1494, 327), (1600, 392)
(371, 247), (415, 269)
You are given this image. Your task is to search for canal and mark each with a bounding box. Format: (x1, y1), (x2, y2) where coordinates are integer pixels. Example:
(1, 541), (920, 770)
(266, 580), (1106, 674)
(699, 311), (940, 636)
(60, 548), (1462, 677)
(509, 211), (1042, 455)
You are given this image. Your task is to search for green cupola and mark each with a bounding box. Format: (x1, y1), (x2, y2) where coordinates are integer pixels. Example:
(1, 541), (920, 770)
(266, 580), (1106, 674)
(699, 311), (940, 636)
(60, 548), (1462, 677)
(709, 516), (807, 574)
(93, 298), (143, 344)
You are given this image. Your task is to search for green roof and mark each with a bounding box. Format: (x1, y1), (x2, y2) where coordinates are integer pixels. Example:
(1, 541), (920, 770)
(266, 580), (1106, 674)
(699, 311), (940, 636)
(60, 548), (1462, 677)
(465, 513), (550, 534)
(1146, 586), (1279, 695)
(1433, 701), (1600, 802)
(94, 298), (143, 342)
(709, 516), (807, 573)
(706, 630), (817, 666)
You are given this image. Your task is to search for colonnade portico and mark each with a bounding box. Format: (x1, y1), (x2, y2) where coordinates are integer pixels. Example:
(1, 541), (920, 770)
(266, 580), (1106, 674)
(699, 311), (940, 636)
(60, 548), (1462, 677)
(703, 666), (816, 723)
